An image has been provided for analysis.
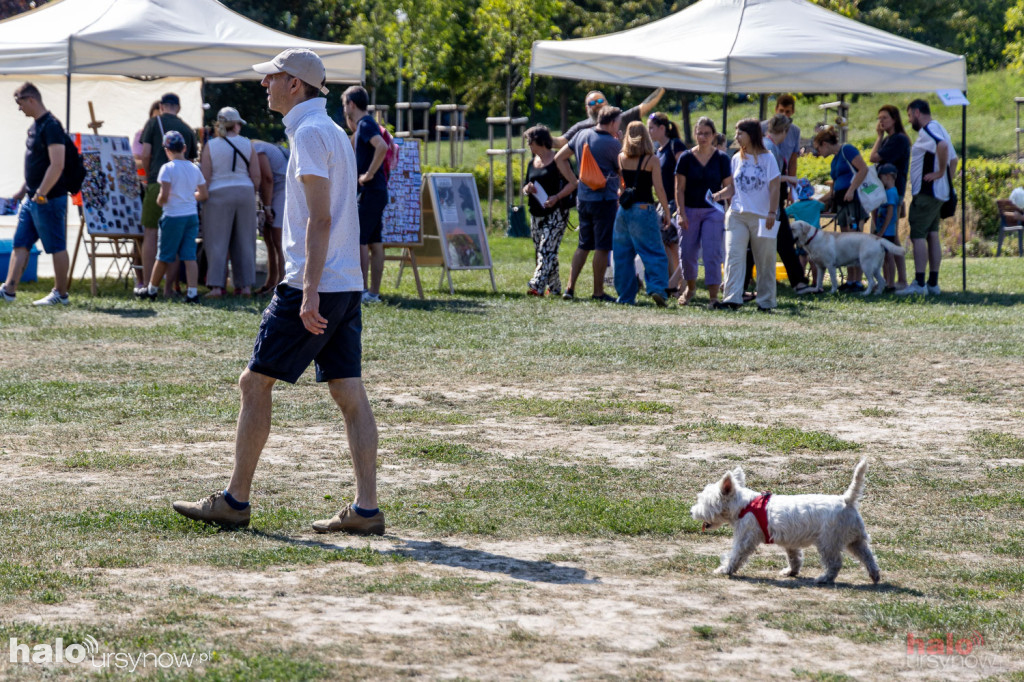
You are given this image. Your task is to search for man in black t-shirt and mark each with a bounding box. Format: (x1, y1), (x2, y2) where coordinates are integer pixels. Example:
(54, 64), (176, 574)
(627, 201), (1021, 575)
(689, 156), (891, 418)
(553, 87), (665, 148)
(137, 93), (197, 296)
(342, 85), (389, 304)
(1, 82), (71, 306)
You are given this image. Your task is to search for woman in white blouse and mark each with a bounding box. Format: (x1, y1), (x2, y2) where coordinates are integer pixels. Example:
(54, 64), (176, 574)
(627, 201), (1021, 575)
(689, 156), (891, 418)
(200, 107), (261, 297)
(710, 118), (781, 312)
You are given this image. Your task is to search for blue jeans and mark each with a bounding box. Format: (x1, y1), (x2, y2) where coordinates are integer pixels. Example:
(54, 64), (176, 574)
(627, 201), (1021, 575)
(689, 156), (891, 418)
(14, 196), (68, 254)
(613, 204), (669, 304)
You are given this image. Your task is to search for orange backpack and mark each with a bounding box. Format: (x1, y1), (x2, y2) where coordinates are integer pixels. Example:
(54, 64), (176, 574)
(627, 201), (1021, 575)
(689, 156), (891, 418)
(579, 142), (607, 191)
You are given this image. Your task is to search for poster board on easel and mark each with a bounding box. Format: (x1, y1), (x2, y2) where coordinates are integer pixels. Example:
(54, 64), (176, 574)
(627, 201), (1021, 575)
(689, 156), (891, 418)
(381, 139), (425, 299)
(416, 173), (496, 294)
(72, 133), (144, 294)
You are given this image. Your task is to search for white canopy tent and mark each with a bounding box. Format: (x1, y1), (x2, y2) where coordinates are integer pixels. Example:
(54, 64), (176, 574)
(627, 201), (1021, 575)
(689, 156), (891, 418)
(530, 0), (966, 93)
(0, 0), (364, 195)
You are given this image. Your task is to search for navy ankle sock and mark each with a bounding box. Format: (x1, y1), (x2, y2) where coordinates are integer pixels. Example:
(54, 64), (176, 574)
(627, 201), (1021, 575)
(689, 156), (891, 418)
(222, 490), (250, 510)
(915, 272), (926, 287)
(352, 504), (379, 518)
(927, 272), (939, 287)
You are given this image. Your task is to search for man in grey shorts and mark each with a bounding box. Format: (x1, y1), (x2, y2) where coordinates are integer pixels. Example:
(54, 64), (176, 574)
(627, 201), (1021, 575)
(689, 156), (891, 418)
(172, 49), (384, 535)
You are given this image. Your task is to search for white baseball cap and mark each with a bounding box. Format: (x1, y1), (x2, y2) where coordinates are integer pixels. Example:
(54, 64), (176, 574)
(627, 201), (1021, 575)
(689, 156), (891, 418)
(216, 107), (246, 125)
(252, 48), (328, 95)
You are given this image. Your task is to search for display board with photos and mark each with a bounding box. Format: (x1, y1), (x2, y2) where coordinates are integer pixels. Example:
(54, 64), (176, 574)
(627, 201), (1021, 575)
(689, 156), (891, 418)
(79, 134), (144, 236)
(381, 138), (423, 247)
(425, 173), (492, 270)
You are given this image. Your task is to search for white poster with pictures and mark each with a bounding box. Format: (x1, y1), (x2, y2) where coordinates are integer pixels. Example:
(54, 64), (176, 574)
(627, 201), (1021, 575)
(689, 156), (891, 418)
(79, 134), (144, 236)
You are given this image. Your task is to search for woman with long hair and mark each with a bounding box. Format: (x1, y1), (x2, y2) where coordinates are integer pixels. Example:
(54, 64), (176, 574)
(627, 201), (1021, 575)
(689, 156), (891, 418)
(710, 118), (781, 311)
(199, 107), (261, 297)
(613, 121), (671, 306)
(522, 124), (577, 296)
(815, 125), (869, 291)
(869, 104), (910, 288)
(647, 112), (686, 292)
(674, 116), (732, 306)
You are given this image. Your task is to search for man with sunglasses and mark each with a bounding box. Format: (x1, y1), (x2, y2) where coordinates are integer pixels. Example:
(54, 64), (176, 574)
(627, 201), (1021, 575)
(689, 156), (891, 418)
(1, 83), (70, 305)
(553, 88), (666, 148)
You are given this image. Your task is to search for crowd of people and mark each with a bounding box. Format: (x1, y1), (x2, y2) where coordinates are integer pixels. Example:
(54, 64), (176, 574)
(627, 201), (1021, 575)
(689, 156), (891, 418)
(521, 93), (959, 309)
(1, 78), (390, 306)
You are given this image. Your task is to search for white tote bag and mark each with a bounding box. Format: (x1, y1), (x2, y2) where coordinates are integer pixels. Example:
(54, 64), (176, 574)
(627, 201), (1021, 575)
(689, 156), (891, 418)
(841, 148), (886, 213)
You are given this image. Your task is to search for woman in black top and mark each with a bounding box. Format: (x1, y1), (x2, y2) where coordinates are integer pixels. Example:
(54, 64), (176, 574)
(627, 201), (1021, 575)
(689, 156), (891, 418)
(613, 121), (671, 306)
(869, 104), (910, 287)
(673, 116), (733, 306)
(648, 112), (686, 290)
(522, 125), (578, 296)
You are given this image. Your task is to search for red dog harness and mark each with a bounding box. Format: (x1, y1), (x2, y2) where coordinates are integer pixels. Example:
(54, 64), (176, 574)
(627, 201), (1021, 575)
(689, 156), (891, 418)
(804, 227), (819, 246)
(739, 492), (773, 544)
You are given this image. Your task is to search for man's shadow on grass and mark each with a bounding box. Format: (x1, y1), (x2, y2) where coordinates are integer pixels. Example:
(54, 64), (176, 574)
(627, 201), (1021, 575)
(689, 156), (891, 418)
(250, 531), (597, 585)
(91, 306), (158, 318)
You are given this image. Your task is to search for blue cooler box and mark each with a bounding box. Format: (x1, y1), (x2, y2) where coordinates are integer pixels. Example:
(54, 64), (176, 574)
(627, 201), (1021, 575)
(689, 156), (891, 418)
(0, 239), (40, 282)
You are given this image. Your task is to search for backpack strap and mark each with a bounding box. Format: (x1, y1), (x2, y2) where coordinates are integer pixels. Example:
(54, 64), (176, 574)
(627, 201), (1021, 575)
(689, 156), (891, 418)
(222, 137), (250, 173)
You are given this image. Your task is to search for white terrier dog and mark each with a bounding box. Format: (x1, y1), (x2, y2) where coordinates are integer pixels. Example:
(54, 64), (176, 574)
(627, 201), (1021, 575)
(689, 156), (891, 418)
(690, 459), (880, 584)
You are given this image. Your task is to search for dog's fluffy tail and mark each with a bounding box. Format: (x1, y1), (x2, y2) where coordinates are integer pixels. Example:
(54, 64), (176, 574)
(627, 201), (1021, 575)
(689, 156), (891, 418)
(843, 459), (868, 506)
(879, 239), (905, 256)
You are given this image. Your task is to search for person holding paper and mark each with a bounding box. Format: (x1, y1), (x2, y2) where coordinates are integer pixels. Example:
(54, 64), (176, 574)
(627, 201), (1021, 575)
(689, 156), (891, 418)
(673, 117), (732, 306)
(710, 119), (780, 312)
(522, 125), (577, 297)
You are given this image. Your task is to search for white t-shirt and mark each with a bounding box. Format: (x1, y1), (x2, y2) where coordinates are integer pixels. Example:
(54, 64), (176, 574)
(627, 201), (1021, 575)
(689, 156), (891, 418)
(280, 97), (362, 292)
(730, 150), (781, 217)
(156, 160), (205, 218)
(910, 121), (957, 201)
(207, 135), (255, 192)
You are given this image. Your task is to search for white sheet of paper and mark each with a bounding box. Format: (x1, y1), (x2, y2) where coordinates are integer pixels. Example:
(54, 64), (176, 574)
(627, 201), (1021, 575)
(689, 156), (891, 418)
(757, 218), (773, 238)
(532, 184), (549, 206)
(705, 189), (725, 214)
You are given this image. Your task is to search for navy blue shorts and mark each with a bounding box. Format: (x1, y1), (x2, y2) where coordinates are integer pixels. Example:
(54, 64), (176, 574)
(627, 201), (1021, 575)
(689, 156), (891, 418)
(577, 199), (617, 251)
(357, 188), (388, 245)
(15, 196), (68, 254)
(248, 285), (362, 384)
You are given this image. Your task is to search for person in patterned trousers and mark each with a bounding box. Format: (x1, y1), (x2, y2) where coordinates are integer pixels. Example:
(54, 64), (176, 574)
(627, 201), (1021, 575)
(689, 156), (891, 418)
(522, 125), (577, 296)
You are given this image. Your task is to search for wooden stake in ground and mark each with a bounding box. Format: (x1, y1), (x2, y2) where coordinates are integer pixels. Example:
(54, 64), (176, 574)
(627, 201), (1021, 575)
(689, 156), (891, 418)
(87, 101), (103, 134)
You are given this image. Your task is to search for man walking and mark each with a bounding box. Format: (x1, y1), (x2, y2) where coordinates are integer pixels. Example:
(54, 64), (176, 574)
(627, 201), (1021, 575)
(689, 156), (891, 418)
(898, 99), (957, 297)
(139, 93), (198, 297)
(342, 85), (389, 305)
(554, 106), (623, 301)
(554, 88), (664, 148)
(173, 49), (384, 535)
(1, 83), (71, 306)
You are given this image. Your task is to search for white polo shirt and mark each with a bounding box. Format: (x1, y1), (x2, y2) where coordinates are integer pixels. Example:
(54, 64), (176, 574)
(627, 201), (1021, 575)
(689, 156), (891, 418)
(280, 97), (361, 292)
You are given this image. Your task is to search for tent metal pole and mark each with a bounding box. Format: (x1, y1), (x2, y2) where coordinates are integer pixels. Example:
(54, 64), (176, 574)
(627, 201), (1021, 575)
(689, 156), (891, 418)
(722, 94), (728, 136)
(962, 99), (967, 292)
(65, 37), (72, 132)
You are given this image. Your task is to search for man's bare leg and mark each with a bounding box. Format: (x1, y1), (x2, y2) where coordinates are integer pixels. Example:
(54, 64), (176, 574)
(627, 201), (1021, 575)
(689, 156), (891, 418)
(566, 248), (589, 293)
(52, 250), (69, 296)
(592, 249), (609, 296)
(328, 377), (378, 509)
(142, 227), (159, 285)
(225, 368), (276, 502)
(3, 247), (30, 292)
(368, 243), (385, 296)
(927, 231), (942, 275)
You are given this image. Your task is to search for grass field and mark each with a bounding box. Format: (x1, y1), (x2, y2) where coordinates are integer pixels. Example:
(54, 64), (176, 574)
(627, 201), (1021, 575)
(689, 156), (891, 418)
(2, 235), (1024, 680)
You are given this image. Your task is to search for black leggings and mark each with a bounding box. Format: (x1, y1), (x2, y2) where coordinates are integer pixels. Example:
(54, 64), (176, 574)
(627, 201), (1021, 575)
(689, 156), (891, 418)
(744, 209), (807, 290)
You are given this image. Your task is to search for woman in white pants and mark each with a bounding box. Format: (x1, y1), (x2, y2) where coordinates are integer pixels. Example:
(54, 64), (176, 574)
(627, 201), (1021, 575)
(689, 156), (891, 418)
(710, 118), (781, 312)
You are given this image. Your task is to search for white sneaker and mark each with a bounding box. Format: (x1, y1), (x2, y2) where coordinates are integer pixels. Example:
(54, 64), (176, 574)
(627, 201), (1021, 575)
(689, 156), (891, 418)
(895, 282), (928, 296)
(361, 291), (382, 304)
(33, 289), (69, 306)
(0, 283), (15, 302)
(927, 284), (941, 296)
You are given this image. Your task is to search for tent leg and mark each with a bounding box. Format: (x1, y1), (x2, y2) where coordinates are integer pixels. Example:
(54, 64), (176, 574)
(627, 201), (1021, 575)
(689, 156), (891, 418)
(65, 73), (71, 132)
(722, 95), (728, 136)
(961, 100), (967, 293)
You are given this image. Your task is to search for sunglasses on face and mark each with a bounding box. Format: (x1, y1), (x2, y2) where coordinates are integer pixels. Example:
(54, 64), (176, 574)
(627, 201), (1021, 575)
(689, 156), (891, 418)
(587, 98), (605, 106)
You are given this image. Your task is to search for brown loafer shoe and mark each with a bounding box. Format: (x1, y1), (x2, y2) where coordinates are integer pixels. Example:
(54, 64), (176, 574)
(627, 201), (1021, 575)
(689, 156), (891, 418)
(312, 504), (385, 536)
(172, 491), (250, 528)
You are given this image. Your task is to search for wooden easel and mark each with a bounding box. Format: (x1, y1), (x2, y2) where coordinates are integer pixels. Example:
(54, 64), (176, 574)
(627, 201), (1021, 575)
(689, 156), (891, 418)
(388, 247), (424, 299)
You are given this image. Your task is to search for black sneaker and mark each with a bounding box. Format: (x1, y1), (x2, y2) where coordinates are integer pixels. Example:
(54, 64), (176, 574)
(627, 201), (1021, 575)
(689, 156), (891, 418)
(591, 293), (615, 302)
(757, 305), (773, 313)
(184, 294), (200, 304)
(562, 288), (575, 301)
(708, 301), (740, 311)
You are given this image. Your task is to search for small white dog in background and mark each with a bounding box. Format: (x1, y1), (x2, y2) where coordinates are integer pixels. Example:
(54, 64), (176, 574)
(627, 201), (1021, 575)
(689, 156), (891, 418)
(690, 459), (880, 585)
(790, 219), (904, 296)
